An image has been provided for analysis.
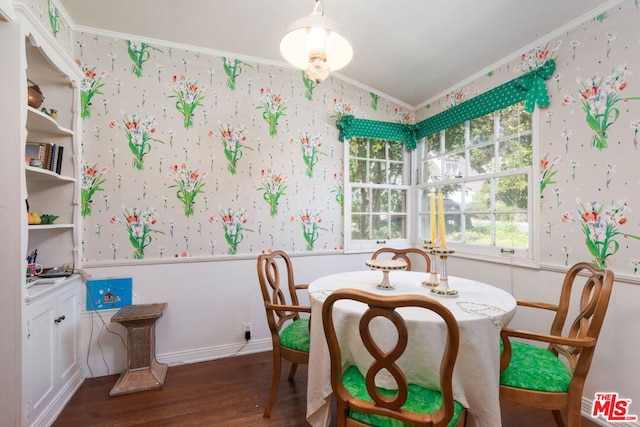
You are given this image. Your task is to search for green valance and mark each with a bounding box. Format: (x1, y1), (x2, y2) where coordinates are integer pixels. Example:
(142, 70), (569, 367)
(337, 115), (419, 148)
(416, 59), (555, 139)
(336, 59), (555, 149)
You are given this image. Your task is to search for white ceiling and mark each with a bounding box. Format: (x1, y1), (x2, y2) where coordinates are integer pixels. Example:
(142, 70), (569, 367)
(58, 0), (610, 107)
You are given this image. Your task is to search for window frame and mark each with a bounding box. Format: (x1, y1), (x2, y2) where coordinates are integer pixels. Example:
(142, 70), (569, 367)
(413, 104), (540, 264)
(343, 137), (412, 253)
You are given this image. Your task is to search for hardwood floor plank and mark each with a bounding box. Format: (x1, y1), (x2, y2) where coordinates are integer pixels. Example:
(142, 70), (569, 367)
(53, 351), (600, 426)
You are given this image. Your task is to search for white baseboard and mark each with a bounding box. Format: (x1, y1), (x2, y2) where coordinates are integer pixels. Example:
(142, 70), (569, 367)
(156, 338), (272, 367)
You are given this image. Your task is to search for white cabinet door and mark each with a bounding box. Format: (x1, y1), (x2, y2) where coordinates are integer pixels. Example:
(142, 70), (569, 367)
(56, 286), (79, 385)
(24, 278), (81, 426)
(25, 297), (56, 422)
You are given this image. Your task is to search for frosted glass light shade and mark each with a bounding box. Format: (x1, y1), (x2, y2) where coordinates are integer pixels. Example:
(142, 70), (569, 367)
(280, 10), (353, 82)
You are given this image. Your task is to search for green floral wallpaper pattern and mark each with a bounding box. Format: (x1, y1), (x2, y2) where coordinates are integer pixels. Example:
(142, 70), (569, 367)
(417, 0), (640, 274)
(25, 0), (640, 273)
(73, 32), (406, 262)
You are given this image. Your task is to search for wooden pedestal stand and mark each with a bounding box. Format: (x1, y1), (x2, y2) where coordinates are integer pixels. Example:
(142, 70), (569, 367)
(109, 303), (168, 396)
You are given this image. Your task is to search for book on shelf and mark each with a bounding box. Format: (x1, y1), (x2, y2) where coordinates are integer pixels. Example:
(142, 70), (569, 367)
(42, 143), (53, 170)
(55, 146), (64, 174)
(49, 144), (57, 172)
(25, 142), (63, 174)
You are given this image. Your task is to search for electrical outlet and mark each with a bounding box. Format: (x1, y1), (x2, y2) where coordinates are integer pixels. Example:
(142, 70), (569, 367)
(243, 322), (251, 340)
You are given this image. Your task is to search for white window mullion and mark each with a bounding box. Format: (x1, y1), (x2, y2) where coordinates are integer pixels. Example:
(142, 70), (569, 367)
(412, 102), (534, 262)
(345, 138), (411, 253)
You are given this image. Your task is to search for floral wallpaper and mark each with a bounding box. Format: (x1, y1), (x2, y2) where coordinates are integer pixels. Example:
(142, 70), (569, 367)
(21, 0), (74, 56)
(417, 1), (640, 274)
(72, 32), (405, 262)
(21, 0), (640, 274)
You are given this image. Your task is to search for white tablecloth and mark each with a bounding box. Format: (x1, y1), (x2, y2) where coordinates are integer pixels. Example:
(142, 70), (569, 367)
(306, 270), (517, 427)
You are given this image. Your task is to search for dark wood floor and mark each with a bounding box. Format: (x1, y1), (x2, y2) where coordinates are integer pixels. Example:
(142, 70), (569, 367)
(54, 351), (600, 426)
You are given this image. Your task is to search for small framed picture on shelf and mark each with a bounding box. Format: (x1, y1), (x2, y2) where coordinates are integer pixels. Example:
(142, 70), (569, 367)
(25, 142), (43, 166)
(25, 142), (52, 170)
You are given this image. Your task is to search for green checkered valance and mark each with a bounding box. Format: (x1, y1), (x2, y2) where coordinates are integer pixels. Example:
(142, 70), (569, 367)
(336, 60), (555, 149)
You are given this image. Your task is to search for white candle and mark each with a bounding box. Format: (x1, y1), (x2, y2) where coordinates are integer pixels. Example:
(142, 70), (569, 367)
(438, 191), (446, 248)
(430, 193), (436, 243)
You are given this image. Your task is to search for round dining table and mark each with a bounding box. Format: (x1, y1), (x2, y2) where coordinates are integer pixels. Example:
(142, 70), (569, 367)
(305, 269), (517, 427)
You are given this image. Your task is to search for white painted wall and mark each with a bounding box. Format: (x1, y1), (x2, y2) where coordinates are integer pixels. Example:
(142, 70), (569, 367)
(78, 252), (371, 377)
(76, 254), (640, 427)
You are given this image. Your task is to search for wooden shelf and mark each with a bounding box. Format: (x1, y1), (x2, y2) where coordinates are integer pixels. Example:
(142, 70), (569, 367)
(28, 223), (74, 230)
(26, 165), (75, 183)
(26, 106), (73, 136)
(3, 14), (82, 427)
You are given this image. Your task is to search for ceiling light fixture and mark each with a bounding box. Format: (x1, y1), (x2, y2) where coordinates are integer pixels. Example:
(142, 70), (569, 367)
(280, 0), (353, 84)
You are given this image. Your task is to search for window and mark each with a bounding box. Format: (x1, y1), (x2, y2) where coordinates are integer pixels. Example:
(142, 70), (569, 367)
(344, 138), (411, 252)
(416, 102), (533, 258)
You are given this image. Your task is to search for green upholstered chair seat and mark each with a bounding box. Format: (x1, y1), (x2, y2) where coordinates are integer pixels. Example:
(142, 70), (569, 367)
(280, 318), (310, 352)
(342, 366), (464, 427)
(500, 340), (572, 392)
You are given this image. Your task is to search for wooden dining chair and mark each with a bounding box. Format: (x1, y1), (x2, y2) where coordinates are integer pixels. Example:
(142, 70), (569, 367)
(256, 250), (311, 418)
(499, 262), (615, 427)
(322, 288), (467, 427)
(371, 247), (431, 272)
